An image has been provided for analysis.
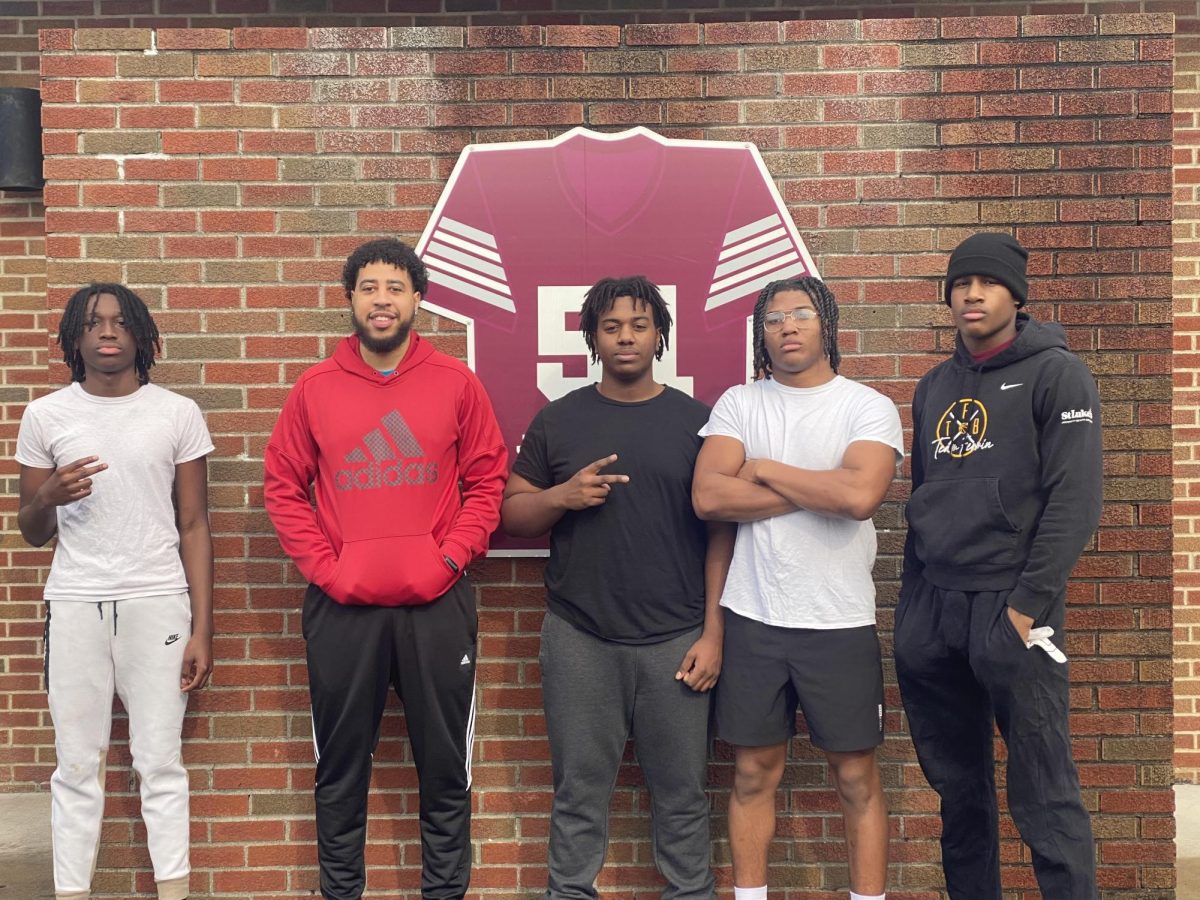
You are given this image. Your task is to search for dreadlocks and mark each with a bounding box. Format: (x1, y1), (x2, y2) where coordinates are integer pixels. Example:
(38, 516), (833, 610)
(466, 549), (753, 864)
(751, 276), (840, 380)
(59, 283), (160, 385)
(579, 276), (673, 364)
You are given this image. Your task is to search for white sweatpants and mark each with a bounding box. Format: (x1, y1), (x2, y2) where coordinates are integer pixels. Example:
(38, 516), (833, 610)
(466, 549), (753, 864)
(47, 594), (192, 900)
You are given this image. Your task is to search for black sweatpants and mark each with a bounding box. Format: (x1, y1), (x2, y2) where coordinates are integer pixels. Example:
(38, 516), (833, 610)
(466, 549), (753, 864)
(303, 578), (478, 900)
(894, 578), (1097, 900)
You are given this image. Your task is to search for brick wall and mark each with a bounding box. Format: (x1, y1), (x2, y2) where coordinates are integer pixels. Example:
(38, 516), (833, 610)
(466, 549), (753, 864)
(1, 0), (1198, 791)
(0, 189), (51, 786)
(0, 0), (1193, 790)
(11, 17), (1174, 899)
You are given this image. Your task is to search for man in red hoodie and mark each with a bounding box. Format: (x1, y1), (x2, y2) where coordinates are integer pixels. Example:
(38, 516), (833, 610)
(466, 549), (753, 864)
(264, 238), (507, 900)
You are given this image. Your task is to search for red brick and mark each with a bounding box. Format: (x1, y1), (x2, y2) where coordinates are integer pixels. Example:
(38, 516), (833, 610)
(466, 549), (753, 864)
(467, 26), (542, 48)
(119, 105), (197, 128)
(624, 24), (700, 46)
(41, 105), (117, 129)
(81, 184), (159, 207)
(1020, 14), (1098, 37)
(546, 25), (619, 48)
(39, 29), (75, 51)
(782, 73), (859, 97)
(783, 20), (859, 42)
(432, 50), (505, 76)
(704, 22), (780, 45)
(822, 44), (901, 69)
(43, 210), (120, 234)
(512, 50), (583, 75)
(1099, 63), (1173, 88)
(511, 102), (583, 126)
(40, 55), (116, 77)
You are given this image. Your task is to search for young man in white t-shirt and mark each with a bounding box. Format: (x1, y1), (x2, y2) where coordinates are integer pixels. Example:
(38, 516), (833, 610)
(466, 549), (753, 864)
(693, 277), (903, 900)
(16, 284), (214, 900)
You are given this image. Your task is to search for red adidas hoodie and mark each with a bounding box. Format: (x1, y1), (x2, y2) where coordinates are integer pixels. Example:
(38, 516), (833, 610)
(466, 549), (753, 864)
(264, 332), (507, 606)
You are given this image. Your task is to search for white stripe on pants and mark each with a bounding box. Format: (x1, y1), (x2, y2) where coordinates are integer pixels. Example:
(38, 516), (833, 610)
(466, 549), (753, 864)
(48, 593), (192, 899)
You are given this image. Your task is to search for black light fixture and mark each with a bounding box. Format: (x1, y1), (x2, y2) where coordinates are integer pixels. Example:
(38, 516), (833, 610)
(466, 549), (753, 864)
(0, 87), (44, 191)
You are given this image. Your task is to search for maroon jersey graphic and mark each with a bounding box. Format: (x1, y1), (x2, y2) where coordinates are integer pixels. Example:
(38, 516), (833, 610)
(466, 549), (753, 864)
(416, 127), (817, 554)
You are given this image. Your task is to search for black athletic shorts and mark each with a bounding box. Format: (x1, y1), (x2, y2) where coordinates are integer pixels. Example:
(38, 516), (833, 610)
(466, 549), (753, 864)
(714, 609), (884, 752)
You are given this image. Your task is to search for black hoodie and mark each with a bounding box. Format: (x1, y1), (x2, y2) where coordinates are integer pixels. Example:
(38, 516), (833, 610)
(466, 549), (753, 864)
(901, 313), (1102, 621)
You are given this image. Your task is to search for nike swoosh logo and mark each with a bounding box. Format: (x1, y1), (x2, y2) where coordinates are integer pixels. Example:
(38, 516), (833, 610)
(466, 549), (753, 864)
(165, 635), (180, 645)
(1000, 382), (1023, 390)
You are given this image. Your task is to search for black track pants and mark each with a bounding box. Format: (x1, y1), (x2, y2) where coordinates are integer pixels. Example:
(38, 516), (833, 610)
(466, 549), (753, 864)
(303, 579), (478, 900)
(894, 579), (1097, 900)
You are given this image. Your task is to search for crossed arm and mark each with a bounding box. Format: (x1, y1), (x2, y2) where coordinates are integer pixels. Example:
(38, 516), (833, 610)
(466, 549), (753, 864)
(692, 434), (898, 523)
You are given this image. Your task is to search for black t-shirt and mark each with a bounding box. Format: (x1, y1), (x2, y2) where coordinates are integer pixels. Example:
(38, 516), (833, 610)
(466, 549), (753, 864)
(513, 385), (710, 644)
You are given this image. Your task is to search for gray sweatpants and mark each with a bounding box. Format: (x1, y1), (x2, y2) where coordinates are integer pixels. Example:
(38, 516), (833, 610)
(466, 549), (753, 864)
(539, 611), (716, 900)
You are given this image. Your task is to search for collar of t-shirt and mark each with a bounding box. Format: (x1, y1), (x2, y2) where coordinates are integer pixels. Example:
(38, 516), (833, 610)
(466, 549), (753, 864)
(971, 337), (1015, 365)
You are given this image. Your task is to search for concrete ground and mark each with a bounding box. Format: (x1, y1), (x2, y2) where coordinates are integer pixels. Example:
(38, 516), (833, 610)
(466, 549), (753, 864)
(0, 793), (52, 899)
(1, 787), (1197, 897)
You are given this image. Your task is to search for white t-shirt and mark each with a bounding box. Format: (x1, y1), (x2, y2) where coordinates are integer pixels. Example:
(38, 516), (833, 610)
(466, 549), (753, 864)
(699, 375), (904, 629)
(15, 382), (214, 601)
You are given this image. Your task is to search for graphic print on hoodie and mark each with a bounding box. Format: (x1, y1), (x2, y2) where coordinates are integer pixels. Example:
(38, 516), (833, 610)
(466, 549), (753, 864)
(903, 313), (1102, 623)
(264, 332), (507, 607)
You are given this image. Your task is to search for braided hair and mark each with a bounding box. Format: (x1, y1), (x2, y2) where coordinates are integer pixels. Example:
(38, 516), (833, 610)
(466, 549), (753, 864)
(58, 283), (160, 385)
(579, 275), (673, 364)
(750, 276), (840, 380)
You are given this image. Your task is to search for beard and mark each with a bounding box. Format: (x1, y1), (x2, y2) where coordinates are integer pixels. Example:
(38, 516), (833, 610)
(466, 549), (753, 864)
(353, 309), (413, 356)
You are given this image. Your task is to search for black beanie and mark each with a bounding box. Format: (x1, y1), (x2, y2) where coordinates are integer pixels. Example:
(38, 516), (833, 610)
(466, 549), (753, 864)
(944, 232), (1028, 307)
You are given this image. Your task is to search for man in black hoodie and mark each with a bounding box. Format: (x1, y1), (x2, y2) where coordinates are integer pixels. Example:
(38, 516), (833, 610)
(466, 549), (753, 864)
(895, 233), (1102, 900)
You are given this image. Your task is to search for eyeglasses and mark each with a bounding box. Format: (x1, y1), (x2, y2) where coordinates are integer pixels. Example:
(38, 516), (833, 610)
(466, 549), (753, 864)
(763, 308), (818, 332)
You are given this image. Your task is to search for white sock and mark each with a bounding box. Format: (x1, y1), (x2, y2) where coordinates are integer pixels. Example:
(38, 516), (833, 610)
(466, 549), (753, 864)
(734, 887), (768, 900)
(850, 893), (885, 900)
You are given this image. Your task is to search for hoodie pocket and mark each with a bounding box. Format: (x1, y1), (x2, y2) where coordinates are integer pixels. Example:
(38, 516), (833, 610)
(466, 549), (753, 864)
(906, 476), (1020, 572)
(327, 532), (457, 606)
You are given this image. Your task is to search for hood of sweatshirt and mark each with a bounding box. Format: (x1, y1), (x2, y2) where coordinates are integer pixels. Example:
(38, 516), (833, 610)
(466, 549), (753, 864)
(331, 331), (434, 383)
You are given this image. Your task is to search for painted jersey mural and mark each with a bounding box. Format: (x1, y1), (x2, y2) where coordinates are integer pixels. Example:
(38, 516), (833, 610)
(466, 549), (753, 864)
(415, 127), (818, 554)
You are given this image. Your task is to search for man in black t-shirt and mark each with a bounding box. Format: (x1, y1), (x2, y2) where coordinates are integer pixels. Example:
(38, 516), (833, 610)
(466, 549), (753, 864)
(502, 276), (733, 900)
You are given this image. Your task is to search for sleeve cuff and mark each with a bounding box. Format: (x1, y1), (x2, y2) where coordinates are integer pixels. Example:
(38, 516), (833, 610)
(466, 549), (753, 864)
(441, 540), (470, 573)
(1005, 586), (1053, 623)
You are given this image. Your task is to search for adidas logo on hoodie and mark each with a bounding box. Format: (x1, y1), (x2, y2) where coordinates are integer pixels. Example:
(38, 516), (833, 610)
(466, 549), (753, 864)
(335, 409), (440, 491)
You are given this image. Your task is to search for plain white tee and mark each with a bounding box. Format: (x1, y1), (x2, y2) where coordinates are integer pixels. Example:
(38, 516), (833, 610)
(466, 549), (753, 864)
(15, 382), (214, 601)
(699, 375), (904, 629)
